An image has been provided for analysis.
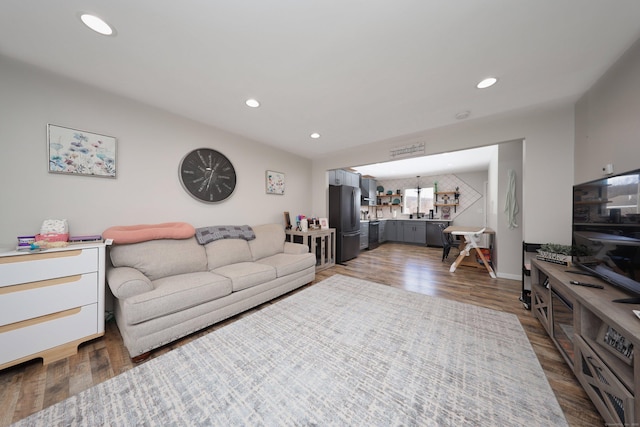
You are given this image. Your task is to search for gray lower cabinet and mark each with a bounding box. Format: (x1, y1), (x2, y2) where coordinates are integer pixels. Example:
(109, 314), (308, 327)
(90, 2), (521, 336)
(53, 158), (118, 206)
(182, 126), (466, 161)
(402, 221), (427, 244)
(378, 220), (386, 243)
(426, 221), (450, 247)
(360, 222), (369, 250)
(385, 220), (402, 242)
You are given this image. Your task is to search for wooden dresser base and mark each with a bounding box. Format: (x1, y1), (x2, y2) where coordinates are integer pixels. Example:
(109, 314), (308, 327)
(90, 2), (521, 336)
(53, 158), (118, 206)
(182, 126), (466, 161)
(0, 332), (103, 371)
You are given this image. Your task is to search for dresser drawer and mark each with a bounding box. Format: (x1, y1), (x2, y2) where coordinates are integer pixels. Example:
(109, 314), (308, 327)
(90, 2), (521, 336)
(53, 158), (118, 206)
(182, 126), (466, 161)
(0, 303), (99, 366)
(0, 272), (98, 326)
(0, 248), (98, 287)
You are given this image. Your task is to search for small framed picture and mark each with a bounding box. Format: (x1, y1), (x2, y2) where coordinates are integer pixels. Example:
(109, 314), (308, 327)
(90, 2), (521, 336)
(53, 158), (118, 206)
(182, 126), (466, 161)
(47, 124), (117, 178)
(266, 170), (285, 195)
(319, 218), (329, 229)
(284, 212), (292, 230)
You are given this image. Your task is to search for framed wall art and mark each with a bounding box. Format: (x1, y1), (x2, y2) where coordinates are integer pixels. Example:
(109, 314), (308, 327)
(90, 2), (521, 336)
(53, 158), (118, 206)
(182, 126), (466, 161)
(47, 124), (117, 178)
(284, 212), (292, 230)
(266, 170), (285, 195)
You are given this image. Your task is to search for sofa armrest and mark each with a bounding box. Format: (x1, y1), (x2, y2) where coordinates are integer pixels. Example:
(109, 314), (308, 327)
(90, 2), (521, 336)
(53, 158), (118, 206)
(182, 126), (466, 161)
(284, 241), (309, 254)
(106, 266), (153, 299)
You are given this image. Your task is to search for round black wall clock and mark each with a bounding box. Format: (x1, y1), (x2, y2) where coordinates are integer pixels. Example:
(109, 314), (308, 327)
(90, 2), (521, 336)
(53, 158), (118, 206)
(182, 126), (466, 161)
(179, 148), (237, 203)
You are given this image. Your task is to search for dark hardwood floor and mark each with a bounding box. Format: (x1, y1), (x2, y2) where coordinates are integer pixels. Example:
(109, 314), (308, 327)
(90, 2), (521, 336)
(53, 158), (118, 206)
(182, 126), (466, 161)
(0, 242), (604, 426)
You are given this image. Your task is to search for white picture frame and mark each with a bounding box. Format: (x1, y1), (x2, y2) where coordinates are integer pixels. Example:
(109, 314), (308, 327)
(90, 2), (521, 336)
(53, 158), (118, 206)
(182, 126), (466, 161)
(266, 170), (285, 195)
(47, 124), (117, 178)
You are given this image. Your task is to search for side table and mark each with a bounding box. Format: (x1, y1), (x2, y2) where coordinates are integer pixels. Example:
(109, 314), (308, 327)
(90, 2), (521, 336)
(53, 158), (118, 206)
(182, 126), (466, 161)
(285, 228), (336, 271)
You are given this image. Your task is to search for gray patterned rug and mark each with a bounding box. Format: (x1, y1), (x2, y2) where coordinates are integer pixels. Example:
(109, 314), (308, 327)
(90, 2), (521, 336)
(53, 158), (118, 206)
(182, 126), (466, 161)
(14, 274), (567, 426)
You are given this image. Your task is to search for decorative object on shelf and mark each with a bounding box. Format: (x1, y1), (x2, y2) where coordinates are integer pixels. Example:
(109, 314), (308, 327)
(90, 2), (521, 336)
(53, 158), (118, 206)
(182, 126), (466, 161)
(319, 218), (329, 229)
(295, 214), (307, 231)
(392, 198), (401, 205)
(266, 170), (285, 195)
(434, 181), (438, 193)
(179, 148), (236, 203)
(536, 243), (573, 265)
(441, 205), (451, 220)
(455, 187), (460, 200)
(377, 185), (384, 195)
(47, 124), (116, 178)
(599, 325), (634, 362)
(284, 212), (292, 230)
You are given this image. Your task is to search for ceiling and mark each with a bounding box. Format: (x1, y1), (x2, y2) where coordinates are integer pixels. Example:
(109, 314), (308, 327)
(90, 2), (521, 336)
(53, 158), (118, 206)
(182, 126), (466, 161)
(2, 1), (640, 161)
(352, 145), (497, 179)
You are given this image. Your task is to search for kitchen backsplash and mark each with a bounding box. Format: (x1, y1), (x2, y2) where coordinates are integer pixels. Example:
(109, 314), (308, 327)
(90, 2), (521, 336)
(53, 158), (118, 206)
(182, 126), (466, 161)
(369, 174), (482, 220)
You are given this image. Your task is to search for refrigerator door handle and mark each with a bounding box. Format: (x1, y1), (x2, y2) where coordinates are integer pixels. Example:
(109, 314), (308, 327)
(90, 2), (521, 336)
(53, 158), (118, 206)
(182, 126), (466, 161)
(351, 188), (358, 229)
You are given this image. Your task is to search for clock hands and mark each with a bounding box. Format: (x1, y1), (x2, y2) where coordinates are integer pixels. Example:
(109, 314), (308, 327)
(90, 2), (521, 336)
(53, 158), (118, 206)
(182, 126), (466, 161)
(180, 149), (236, 203)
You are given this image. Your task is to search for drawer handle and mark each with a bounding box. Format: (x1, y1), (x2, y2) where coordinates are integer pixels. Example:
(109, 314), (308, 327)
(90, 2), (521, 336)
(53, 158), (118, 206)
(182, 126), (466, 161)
(0, 275), (83, 295)
(0, 249), (83, 265)
(0, 307), (82, 333)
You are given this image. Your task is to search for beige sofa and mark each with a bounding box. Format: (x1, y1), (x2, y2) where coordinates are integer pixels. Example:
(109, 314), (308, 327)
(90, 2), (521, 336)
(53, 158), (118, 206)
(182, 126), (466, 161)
(106, 224), (316, 359)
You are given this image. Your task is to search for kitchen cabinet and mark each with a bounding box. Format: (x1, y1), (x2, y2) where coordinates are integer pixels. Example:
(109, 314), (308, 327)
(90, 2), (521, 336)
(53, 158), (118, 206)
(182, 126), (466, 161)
(426, 221), (450, 247)
(360, 222), (369, 250)
(329, 169), (360, 187)
(402, 221), (427, 244)
(385, 220), (402, 242)
(378, 220), (386, 243)
(360, 178), (377, 206)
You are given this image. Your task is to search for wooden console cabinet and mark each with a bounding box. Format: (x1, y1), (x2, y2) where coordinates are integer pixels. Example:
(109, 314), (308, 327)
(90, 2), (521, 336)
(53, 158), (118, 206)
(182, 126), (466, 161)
(0, 243), (106, 370)
(531, 259), (640, 425)
(285, 228), (336, 271)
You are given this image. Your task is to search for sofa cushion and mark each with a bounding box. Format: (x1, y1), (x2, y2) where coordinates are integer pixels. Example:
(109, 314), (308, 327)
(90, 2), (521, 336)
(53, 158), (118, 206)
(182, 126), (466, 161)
(123, 271), (232, 325)
(256, 253), (316, 277)
(212, 262), (276, 292)
(110, 237), (207, 281)
(204, 239), (252, 270)
(248, 224), (285, 261)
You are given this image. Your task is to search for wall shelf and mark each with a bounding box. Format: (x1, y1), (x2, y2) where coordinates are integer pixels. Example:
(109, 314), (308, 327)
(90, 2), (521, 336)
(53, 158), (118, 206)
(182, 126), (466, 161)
(434, 191), (460, 213)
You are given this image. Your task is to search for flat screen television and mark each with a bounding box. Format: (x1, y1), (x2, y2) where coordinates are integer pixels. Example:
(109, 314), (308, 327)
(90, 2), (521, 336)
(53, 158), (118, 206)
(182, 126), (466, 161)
(572, 168), (640, 303)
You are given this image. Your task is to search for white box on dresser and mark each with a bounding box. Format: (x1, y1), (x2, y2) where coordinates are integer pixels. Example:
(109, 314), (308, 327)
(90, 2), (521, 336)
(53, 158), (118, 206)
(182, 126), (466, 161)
(0, 243), (105, 370)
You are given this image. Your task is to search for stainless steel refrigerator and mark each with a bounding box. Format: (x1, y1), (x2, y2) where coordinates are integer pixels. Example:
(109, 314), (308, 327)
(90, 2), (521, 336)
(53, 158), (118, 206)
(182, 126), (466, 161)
(329, 184), (361, 263)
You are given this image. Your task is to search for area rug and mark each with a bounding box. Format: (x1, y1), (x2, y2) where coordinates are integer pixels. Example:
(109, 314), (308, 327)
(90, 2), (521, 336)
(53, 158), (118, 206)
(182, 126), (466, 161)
(14, 274), (568, 426)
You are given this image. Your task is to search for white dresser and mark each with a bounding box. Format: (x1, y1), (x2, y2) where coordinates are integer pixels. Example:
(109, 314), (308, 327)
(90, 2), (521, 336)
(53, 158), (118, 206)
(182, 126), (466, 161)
(0, 243), (105, 370)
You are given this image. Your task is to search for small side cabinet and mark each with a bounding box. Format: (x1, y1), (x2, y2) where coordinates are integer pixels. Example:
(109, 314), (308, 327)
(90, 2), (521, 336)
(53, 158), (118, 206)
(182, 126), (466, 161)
(0, 243), (106, 370)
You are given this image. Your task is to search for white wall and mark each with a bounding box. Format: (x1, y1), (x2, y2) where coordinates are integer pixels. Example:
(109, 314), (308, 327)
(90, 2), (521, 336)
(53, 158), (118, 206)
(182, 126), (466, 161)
(0, 56), (312, 248)
(495, 141), (524, 280)
(312, 103), (575, 279)
(575, 37), (640, 183)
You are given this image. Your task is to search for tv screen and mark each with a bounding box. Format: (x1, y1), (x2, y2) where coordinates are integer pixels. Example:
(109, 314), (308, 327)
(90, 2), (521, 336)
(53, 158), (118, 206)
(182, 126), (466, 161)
(572, 168), (640, 301)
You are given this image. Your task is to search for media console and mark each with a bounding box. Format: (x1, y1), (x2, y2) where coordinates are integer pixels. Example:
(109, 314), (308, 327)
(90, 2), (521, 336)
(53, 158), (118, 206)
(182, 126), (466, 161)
(531, 259), (640, 425)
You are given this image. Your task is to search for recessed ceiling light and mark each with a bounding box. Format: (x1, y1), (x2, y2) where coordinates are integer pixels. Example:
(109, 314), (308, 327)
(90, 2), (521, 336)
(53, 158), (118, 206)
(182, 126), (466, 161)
(245, 99), (260, 108)
(477, 77), (498, 89)
(310, 132), (321, 139)
(80, 14), (114, 36)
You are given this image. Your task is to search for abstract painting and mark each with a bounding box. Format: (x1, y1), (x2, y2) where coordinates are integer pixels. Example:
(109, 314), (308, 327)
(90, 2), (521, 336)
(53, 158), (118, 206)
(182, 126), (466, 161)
(266, 170), (285, 195)
(47, 124), (117, 178)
